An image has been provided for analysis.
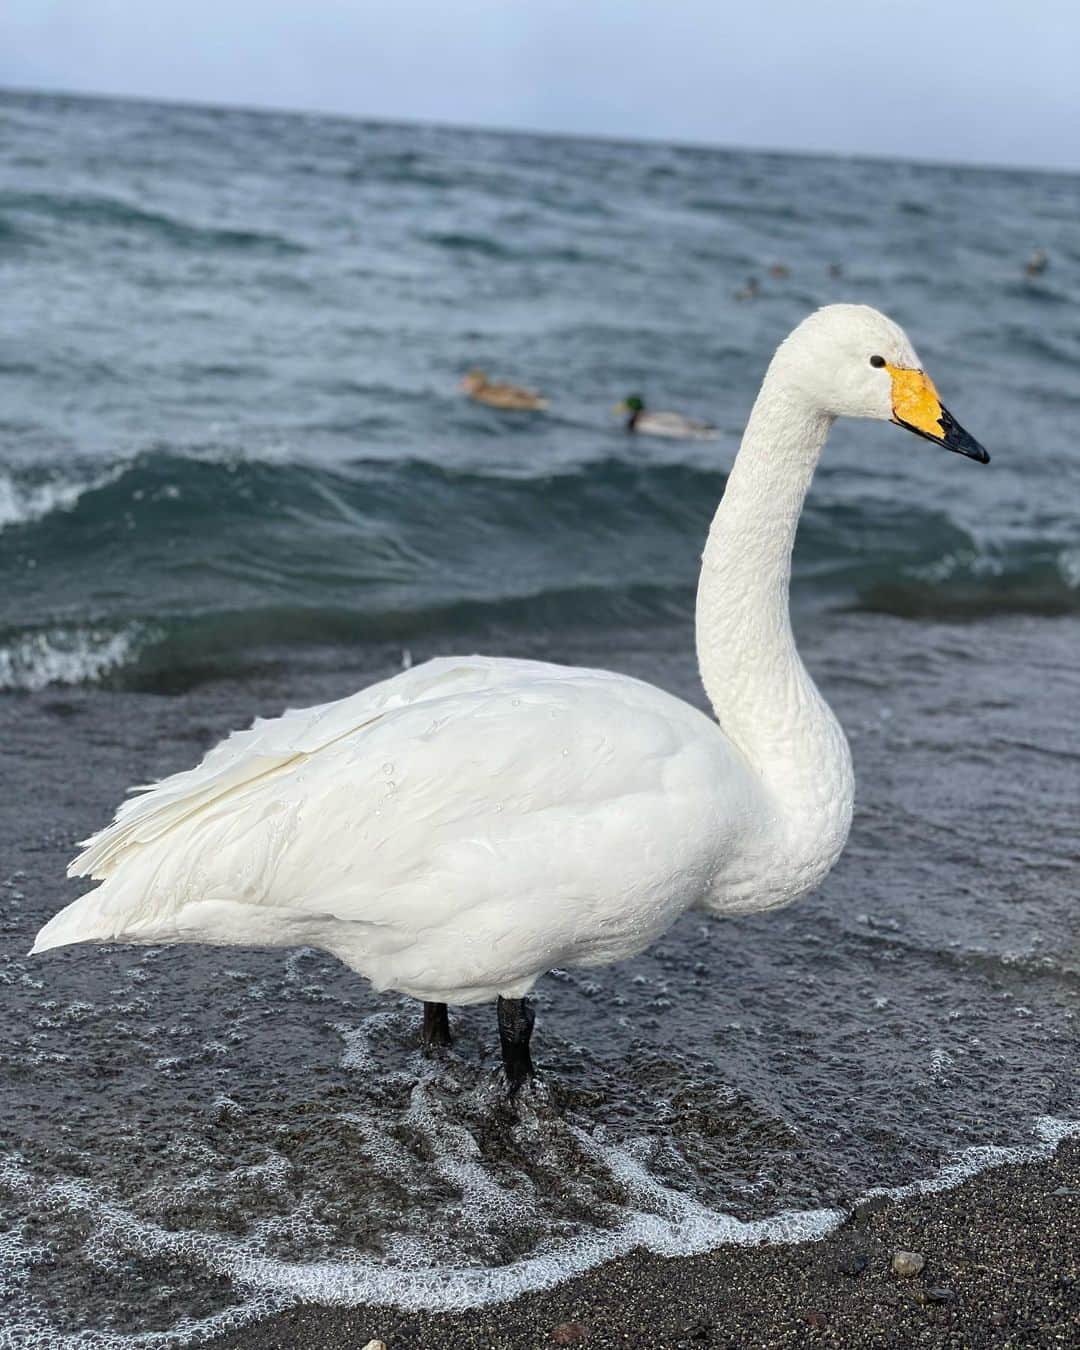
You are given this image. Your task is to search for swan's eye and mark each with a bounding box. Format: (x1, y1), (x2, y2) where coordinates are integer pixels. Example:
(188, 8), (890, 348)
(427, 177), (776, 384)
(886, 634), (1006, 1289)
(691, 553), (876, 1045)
(869, 354), (886, 369)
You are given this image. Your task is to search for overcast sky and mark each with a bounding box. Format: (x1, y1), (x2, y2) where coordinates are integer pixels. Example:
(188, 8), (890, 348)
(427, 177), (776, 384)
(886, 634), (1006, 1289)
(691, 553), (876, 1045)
(2, 1), (1077, 171)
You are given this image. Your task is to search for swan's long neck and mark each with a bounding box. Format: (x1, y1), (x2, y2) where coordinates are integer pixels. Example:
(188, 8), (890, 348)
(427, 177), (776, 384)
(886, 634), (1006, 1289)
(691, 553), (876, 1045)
(696, 372), (853, 895)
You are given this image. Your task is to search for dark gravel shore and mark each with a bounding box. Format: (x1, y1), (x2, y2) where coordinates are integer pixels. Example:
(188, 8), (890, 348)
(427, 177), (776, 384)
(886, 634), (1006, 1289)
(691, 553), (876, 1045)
(5, 614), (1076, 1344)
(212, 1135), (1079, 1349)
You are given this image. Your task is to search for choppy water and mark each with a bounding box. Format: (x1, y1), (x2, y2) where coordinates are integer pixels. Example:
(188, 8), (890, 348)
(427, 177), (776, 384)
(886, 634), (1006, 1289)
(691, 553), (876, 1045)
(3, 91), (1080, 692)
(0, 90), (1078, 1346)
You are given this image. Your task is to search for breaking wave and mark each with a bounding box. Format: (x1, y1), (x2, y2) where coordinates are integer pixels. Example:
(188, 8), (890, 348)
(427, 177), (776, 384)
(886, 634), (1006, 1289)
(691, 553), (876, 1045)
(2, 449), (1078, 690)
(0, 463), (126, 531)
(0, 625), (148, 692)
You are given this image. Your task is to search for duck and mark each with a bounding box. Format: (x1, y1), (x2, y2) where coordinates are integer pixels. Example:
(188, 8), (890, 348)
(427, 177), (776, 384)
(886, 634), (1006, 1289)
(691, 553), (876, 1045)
(1025, 249), (1048, 278)
(734, 277), (760, 301)
(615, 395), (719, 441)
(460, 369), (548, 411)
(32, 306), (990, 1093)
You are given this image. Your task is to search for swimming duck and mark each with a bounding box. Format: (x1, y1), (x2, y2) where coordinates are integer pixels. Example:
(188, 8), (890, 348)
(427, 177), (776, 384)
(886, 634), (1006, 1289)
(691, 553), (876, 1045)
(461, 369), (548, 411)
(734, 277), (760, 302)
(616, 395), (719, 441)
(34, 306), (990, 1093)
(1025, 249), (1048, 278)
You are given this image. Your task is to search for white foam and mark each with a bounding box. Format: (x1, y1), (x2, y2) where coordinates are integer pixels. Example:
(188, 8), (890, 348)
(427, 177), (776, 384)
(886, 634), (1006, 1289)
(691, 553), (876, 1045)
(334, 1013), (403, 1071)
(929, 1047), (954, 1076)
(862, 1115), (1079, 1204)
(0, 1115), (1076, 1348)
(0, 625), (146, 691)
(0, 464), (124, 532)
(0, 1162), (290, 1350)
(400, 1079), (536, 1231)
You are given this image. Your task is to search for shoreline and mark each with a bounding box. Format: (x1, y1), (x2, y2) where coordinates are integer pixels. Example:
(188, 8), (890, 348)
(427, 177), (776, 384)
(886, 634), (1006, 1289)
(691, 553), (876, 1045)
(5, 613), (1077, 1347)
(211, 1134), (1080, 1349)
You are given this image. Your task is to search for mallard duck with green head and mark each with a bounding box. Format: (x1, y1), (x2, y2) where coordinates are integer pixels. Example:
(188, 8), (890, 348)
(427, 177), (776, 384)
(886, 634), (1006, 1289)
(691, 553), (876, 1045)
(615, 395), (719, 441)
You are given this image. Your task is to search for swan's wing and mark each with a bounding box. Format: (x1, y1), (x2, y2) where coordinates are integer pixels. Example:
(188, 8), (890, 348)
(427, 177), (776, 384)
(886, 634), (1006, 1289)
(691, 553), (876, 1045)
(38, 662), (746, 975)
(67, 655), (567, 880)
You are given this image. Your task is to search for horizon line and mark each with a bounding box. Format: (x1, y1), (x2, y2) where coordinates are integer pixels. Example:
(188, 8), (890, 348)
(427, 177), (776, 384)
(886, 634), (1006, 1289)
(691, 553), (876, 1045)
(2, 80), (1078, 181)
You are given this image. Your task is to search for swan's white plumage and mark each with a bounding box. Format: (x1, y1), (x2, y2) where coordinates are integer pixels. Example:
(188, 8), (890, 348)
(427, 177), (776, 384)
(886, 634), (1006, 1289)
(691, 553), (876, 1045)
(36, 305), (980, 1008)
(37, 656), (761, 1002)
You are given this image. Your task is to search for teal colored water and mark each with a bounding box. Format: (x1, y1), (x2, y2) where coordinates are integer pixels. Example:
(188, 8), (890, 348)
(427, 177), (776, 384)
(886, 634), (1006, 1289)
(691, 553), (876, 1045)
(2, 89), (1079, 689)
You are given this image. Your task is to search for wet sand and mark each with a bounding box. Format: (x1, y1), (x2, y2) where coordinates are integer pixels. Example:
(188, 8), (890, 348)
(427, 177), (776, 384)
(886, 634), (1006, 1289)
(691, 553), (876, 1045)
(212, 1134), (1079, 1348)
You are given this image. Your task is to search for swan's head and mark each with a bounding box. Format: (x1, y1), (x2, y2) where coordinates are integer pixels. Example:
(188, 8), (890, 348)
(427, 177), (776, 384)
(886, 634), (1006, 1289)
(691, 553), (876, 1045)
(774, 304), (989, 463)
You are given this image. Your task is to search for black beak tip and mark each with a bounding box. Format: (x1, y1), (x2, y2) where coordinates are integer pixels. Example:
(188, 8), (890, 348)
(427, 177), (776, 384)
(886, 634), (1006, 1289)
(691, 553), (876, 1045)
(951, 432), (990, 465)
(939, 408), (990, 464)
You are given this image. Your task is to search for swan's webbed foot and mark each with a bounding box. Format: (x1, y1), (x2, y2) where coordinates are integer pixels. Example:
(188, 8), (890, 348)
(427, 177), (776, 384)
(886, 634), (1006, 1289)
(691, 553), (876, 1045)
(497, 995), (535, 1094)
(421, 1000), (452, 1049)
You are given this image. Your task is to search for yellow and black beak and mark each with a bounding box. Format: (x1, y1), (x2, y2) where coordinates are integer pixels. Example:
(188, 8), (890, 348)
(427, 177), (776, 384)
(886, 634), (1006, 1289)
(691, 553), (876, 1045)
(887, 366), (990, 464)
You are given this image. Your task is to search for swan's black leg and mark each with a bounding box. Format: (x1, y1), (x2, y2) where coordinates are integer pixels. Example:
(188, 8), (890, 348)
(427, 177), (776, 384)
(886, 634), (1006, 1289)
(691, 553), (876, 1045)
(421, 1000), (452, 1049)
(497, 995), (535, 1093)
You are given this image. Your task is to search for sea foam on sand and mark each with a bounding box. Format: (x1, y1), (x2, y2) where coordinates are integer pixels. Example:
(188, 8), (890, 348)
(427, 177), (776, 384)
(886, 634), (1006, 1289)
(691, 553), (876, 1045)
(0, 1116), (1077, 1349)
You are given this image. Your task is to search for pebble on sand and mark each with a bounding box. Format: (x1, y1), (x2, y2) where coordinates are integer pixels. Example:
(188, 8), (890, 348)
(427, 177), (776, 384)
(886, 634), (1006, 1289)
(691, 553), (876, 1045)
(892, 1250), (926, 1277)
(361, 1341), (387, 1350)
(920, 1286), (957, 1305)
(551, 1322), (589, 1344)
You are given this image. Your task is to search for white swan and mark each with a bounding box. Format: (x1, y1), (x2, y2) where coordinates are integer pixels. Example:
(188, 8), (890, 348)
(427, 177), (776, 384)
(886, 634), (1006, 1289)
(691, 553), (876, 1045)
(33, 305), (989, 1090)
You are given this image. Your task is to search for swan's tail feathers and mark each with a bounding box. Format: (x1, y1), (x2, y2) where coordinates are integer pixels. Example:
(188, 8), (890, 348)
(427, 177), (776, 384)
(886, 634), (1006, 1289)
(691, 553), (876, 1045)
(67, 748), (297, 881)
(30, 889), (120, 955)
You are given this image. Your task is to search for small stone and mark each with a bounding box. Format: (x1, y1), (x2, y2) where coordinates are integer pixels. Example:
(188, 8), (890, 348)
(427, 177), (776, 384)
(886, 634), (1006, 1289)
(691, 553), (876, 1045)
(803, 1309), (828, 1329)
(361, 1342), (387, 1350)
(551, 1324), (588, 1345)
(845, 1194), (893, 1226)
(839, 1251), (868, 1276)
(892, 1250), (926, 1277)
(922, 1287), (955, 1305)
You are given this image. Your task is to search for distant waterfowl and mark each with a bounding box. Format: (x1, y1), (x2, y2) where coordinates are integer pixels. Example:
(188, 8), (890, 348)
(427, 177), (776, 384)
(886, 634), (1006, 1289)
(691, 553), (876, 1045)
(461, 369), (548, 411)
(615, 395), (719, 441)
(33, 306), (990, 1094)
(828, 262), (844, 278)
(1025, 249), (1048, 278)
(768, 263), (790, 279)
(734, 277), (760, 301)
